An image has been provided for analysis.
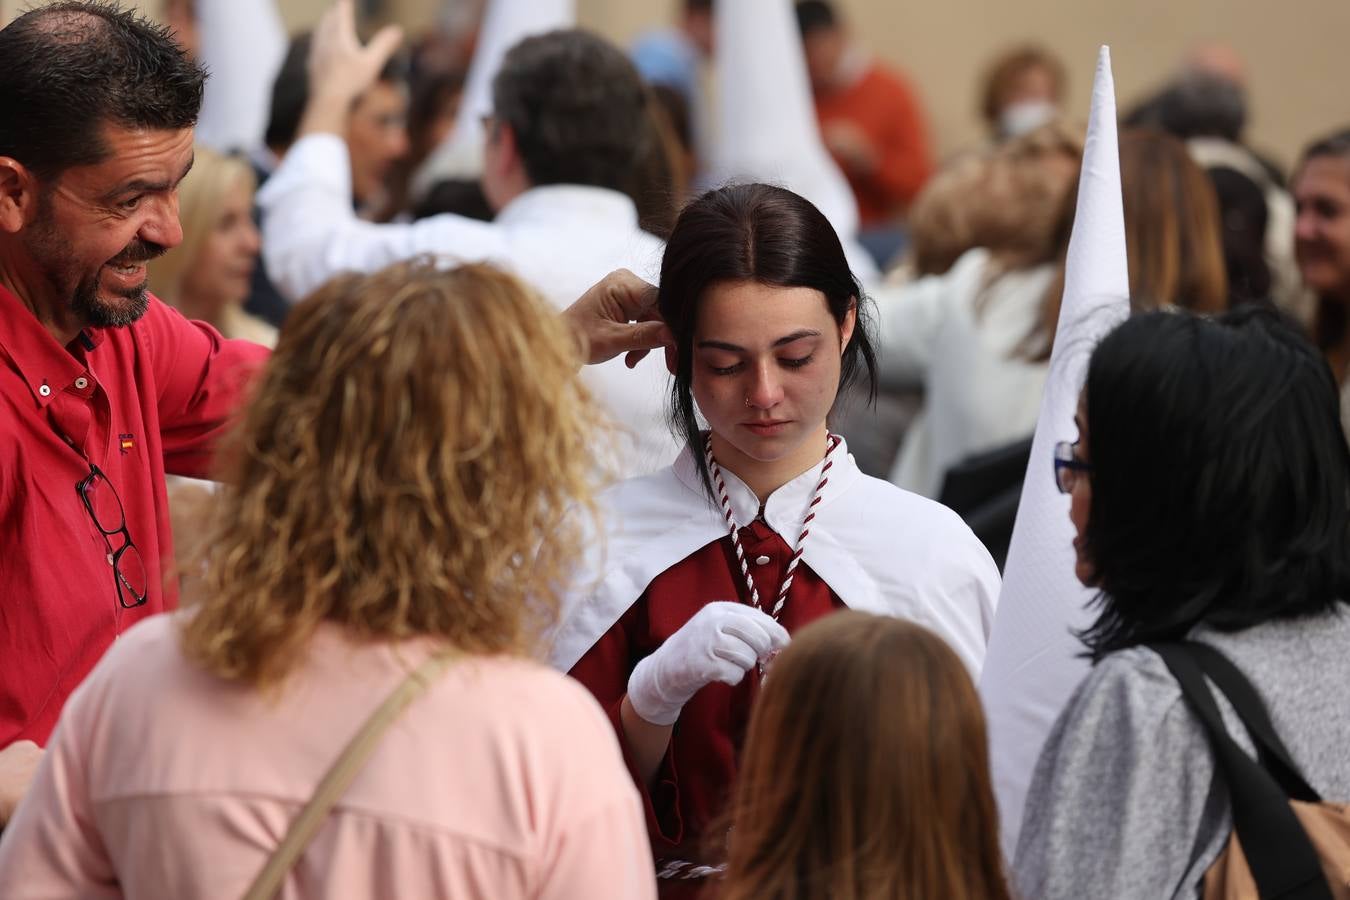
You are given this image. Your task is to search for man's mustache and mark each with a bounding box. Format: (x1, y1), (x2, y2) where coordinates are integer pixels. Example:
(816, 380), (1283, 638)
(106, 240), (167, 267)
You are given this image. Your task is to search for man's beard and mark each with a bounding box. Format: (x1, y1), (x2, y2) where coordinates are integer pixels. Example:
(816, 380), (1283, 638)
(27, 198), (164, 329)
(69, 255), (152, 328)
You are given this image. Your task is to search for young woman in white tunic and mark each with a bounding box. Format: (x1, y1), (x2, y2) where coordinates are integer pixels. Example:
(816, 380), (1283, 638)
(550, 183), (1001, 896)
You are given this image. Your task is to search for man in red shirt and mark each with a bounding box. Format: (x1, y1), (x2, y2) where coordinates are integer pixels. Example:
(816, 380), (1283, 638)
(0, 1), (674, 830)
(0, 1), (270, 812)
(795, 0), (933, 229)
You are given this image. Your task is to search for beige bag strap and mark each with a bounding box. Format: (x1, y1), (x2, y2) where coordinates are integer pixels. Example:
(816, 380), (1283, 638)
(240, 649), (459, 900)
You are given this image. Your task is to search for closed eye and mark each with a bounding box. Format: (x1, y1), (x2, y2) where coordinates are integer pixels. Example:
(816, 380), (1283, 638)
(781, 355), (813, 369)
(710, 363), (743, 376)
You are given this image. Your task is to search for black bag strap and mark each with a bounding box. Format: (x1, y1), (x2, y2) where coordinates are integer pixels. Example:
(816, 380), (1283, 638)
(1183, 641), (1321, 803)
(1151, 642), (1333, 900)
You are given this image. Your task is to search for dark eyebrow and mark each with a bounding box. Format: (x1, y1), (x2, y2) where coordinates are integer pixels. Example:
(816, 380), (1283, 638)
(696, 329), (822, 353)
(772, 329), (822, 347)
(107, 153), (195, 201)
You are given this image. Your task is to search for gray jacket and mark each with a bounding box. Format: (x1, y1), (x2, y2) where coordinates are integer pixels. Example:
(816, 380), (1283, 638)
(1014, 608), (1350, 899)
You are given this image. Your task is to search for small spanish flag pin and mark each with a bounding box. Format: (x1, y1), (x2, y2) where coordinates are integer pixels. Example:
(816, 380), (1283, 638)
(119, 433), (135, 453)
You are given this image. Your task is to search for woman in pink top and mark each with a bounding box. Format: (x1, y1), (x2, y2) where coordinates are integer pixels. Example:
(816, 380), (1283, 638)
(0, 260), (657, 900)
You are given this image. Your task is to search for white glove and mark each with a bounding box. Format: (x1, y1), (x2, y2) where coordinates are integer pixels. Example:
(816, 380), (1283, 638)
(627, 602), (790, 726)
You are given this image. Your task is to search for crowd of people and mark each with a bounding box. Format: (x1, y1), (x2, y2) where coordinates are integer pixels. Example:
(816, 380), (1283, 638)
(0, 0), (1347, 898)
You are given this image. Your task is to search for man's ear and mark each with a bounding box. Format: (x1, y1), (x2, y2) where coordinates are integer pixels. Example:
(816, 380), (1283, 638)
(495, 121), (521, 175)
(0, 158), (39, 235)
(665, 343), (679, 376)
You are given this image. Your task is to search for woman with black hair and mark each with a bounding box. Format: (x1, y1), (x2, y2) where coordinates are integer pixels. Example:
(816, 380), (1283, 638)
(550, 183), (999, 896)
(1016, 308), (1350, 899)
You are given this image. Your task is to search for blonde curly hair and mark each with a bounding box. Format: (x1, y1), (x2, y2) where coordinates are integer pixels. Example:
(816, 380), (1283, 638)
(180, 259), (605, 689)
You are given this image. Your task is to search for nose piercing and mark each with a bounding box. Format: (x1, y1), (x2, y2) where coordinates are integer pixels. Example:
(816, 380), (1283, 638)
(745, 397), (753, 408)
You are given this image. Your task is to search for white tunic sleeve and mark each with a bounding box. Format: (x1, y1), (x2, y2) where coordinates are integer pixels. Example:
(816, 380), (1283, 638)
(873, 248), (996, 393)
(257, 134), (510, 302)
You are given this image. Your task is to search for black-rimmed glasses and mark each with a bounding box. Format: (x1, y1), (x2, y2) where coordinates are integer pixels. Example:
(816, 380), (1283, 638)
(1053, 440), (1092, 495)
(76, 464), (148, 608)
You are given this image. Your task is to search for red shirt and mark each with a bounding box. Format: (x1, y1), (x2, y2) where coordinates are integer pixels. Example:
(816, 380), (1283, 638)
(814, 63), (933, 226)
(0, 285), (268, 746)
(569, 520), (844, 896)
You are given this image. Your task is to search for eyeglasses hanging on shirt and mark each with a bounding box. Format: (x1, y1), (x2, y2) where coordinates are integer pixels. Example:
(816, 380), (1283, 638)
(76, 463), (149, 609)
(42, 341), (148, 609)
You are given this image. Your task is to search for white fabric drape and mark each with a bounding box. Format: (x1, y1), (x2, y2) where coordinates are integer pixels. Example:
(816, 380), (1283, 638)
(978, 46), (1132, 858)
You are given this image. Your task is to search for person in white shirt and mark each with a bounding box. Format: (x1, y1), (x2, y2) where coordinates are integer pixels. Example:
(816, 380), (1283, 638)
(258, 2), (679, 477)
(877, 122), (1080, 499)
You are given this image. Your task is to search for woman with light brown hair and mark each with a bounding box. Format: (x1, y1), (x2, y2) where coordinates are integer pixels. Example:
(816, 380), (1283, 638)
(146, 145), (277, 346)
(1031, 128), (1229, 359)
(1119, 128), (1229, 314)
(720, 610), (1010, 900)
(0, 259), (657, 899)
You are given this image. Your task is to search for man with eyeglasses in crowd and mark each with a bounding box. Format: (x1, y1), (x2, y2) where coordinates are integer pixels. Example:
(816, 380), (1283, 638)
(0, 1), (272, 823)
(0, 1), (674, 828)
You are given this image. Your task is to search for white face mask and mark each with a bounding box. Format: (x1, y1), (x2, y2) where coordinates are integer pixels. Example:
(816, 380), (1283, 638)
(999, 99), (1059, 138)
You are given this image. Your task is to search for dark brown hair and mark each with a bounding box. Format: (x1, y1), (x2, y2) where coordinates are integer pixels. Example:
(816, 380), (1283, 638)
(719, 612), (1010, 900)
(658, 183), (878, 496)
(491, 29), (653, 194)
(0, 0), (205, 180)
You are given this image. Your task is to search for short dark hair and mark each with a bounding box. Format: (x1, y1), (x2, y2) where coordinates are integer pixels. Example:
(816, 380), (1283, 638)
(1145, 72), (1248, 143)
(658, 183), (878, 498)
(1080, 307), (1350, 660)
(264, 34), (313, 153)
(1299, 126), (1350, 169)
(1207, 166), (1273, 307)
(264, 32), (410, 153)
(794, 1), (839, 36)
(0, 0), (205, 180)
(490, 29), (655, 193)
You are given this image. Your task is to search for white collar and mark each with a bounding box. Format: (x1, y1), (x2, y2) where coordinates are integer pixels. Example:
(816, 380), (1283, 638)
(547, 433), (997, 674)
(669, 435), (860, 540)
(494, 184), (641, 230)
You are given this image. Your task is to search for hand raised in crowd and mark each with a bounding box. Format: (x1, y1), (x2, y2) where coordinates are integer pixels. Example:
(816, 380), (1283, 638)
(299, 0), (404, 139)
(626, 602), (790, 727)
(562, 269), (674, 369)
(0, 740), (42, 827)
(823, 120), (880, 177)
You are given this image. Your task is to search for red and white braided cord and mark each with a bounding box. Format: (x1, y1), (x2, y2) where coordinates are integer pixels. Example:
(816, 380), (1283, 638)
(703, 433), (838, 621)
(657, 859), (725, 881)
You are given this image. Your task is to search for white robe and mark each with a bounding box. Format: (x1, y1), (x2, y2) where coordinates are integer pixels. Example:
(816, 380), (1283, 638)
(256, 134), (679, 478)
(550, 437), (1001, 676)
(877, 248), (1052, 498)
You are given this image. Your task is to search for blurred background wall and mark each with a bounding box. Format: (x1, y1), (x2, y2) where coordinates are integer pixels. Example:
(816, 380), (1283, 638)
(2, 0), (1345, 169)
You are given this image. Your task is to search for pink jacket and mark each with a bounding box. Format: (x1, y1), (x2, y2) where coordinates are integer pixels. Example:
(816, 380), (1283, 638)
(0, 615), (655, 899)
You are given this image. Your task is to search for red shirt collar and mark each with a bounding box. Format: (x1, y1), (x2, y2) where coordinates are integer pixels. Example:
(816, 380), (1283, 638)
(0, 282), (107, 409)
